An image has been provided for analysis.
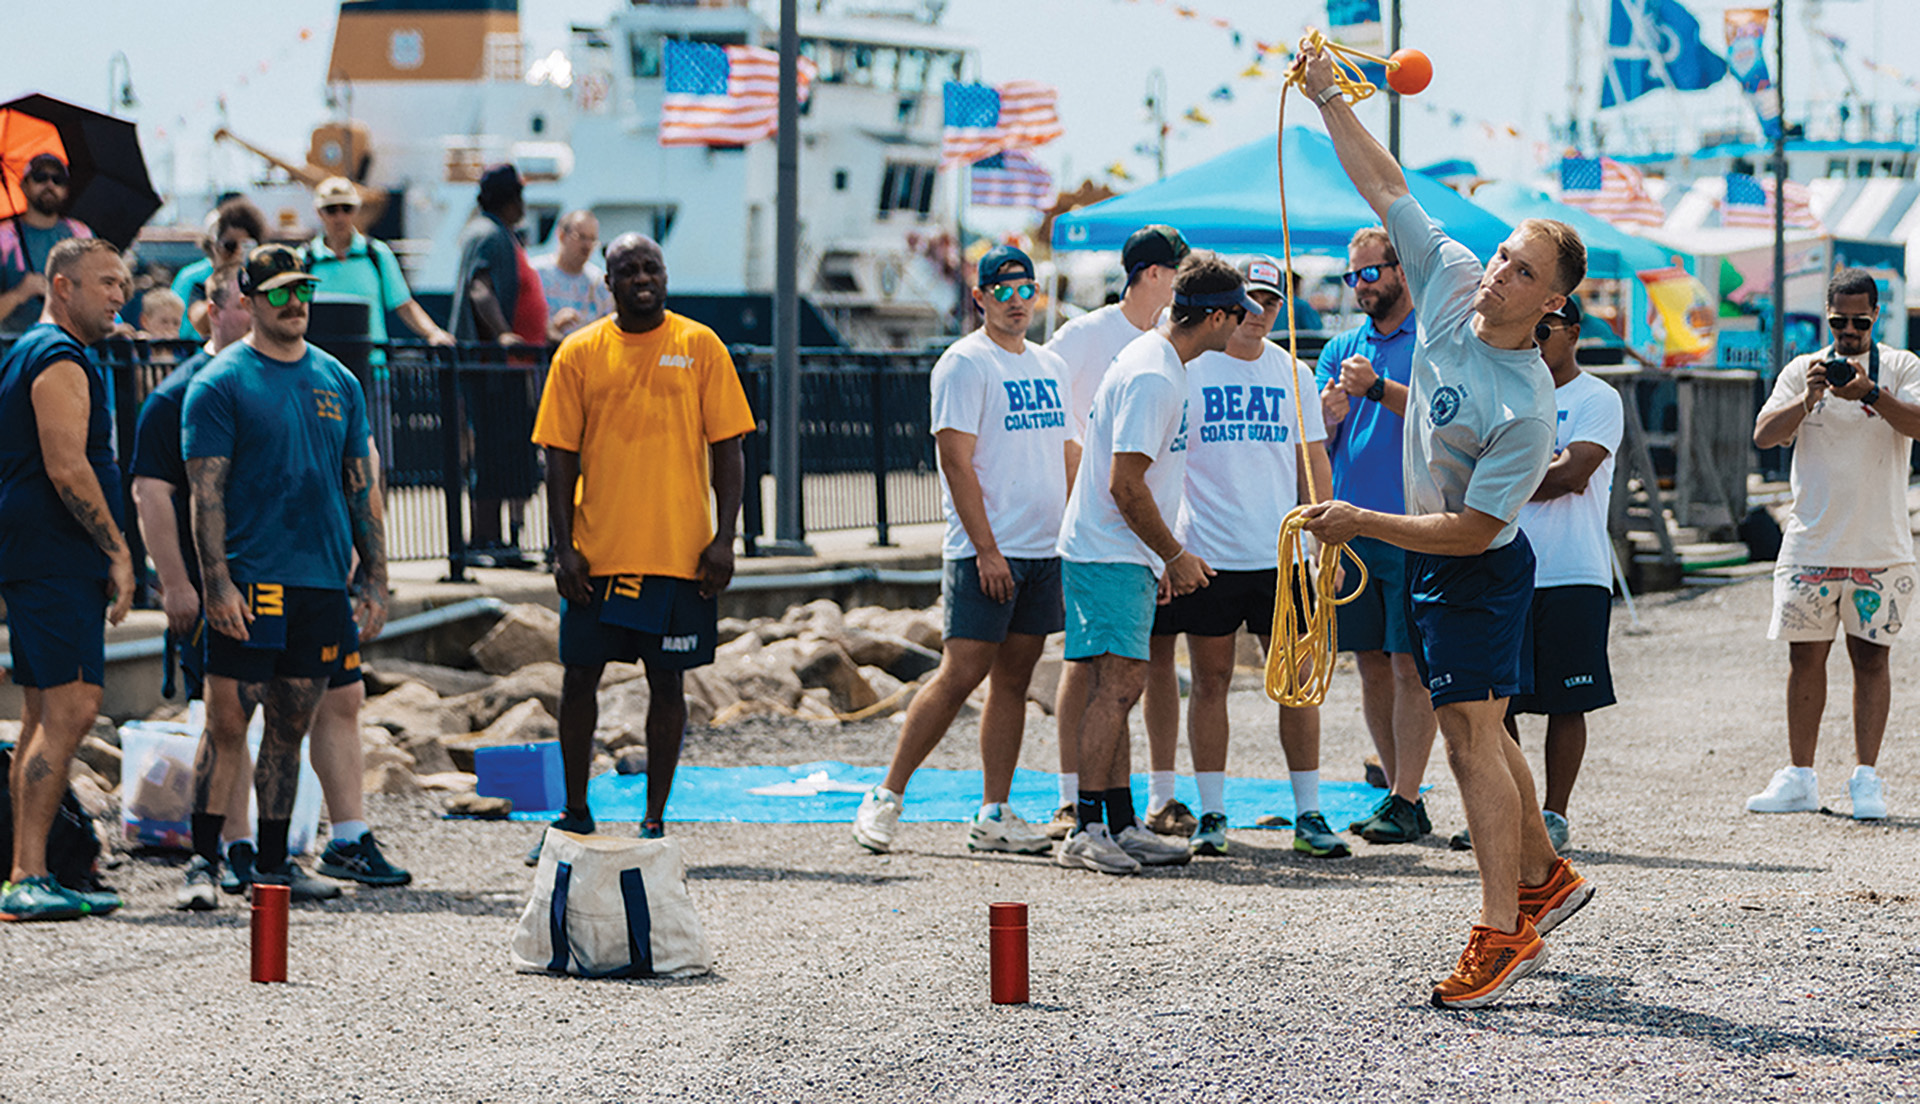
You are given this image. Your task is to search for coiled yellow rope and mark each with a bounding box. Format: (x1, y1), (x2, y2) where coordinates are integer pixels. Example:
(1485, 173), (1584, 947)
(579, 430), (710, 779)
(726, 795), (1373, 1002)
(1263, 30), (1387, 707)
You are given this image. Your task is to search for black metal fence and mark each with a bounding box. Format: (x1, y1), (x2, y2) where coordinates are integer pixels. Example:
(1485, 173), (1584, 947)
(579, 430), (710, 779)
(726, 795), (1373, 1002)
(28, 336), (941, 598)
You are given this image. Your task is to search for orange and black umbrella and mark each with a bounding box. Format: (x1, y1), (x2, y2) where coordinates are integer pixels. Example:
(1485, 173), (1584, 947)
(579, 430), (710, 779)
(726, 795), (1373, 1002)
(0, 93), (160, 250)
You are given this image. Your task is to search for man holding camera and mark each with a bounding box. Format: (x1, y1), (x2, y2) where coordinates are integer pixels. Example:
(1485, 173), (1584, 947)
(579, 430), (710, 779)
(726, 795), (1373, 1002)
(1750, 268), (1920, 821)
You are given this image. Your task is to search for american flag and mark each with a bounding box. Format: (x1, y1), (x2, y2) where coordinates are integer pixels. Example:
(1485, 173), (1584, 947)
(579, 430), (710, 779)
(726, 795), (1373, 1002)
(969, 149), (1056, 209)
(1722, 172), (1822, 230)
(1559, 156), (1666, 228)
(942, 80), (1063, 166)
(660, 40), (815, 147)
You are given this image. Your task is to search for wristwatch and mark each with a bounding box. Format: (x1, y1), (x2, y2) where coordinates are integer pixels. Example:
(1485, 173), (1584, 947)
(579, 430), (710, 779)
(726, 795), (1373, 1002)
(1365, 377), (1387, 402)
(1865, 382), (1883, 406)
(1314, 84), (1343, 108)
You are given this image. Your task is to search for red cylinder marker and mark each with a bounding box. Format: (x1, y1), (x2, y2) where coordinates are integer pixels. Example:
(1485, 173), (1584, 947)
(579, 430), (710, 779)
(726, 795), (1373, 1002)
(251, 883), (290, 983)
(988, 902), (1028, 1004)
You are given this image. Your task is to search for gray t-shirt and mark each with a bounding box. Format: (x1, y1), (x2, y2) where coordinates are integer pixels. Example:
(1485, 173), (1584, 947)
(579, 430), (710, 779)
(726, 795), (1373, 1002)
(1387, 194), (1554, 550)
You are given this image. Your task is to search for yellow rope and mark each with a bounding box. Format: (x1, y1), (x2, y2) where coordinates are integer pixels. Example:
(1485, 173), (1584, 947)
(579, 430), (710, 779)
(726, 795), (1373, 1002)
(1262, 30), (1384, 707)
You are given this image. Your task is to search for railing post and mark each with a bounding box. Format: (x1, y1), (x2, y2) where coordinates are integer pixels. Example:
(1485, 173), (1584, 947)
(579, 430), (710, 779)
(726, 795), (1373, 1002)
(871, 360), (891, 547)
(437, 348), (469, 583)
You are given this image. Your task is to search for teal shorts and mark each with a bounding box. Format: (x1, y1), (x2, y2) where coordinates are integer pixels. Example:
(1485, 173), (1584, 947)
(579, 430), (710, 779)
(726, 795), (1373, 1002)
(1062, 560), (1158, 661)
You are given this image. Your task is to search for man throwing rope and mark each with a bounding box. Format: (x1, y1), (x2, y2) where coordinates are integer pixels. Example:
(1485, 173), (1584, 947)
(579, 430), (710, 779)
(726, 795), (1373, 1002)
(1294, 40), (1595, 1008)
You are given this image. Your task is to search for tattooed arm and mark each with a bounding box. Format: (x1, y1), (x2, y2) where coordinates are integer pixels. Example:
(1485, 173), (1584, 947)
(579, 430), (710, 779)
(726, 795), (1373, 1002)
(31, 359), (134, 625)
(189, 455), (251, 642)
(344, 451), (389, 641)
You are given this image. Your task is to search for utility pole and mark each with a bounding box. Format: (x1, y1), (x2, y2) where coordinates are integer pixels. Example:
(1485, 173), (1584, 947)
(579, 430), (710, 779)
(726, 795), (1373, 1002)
(1769, 0), (1786, 383)
(769, 0), (811, 554)
(1387, 0), (1402, 160)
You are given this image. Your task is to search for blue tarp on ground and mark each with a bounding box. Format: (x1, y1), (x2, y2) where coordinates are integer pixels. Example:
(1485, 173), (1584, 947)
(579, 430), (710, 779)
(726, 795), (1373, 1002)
(505, 761), (1403, 831)
(1051, 128), (1515, 260)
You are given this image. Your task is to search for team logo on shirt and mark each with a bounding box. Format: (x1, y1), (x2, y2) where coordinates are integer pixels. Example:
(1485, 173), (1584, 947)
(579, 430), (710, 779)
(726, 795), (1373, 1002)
(659, 355), (694, 368)
(1001, 378), (1067, 431)
(313, 388), (344, 423)
(1429, 386), (1462, 427)
(1170, 401), (1190, 453)
(1199, 384), (1292, 443)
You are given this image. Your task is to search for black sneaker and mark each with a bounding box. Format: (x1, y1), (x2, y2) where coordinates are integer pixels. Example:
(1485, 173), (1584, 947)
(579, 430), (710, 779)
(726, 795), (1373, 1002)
(639, 819), (664, 840)
(526, 811), (595, 867)
(251, 858), (342, 902)
(1415, 797), (1433, 836)
(316, 832), (412, 887)
(1354, 794), (1426, 844)
(221, 842), (255, 895)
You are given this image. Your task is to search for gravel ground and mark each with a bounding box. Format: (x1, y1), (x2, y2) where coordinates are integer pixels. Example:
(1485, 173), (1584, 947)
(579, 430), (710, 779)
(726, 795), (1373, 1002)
(5, 574), (1920, 1103)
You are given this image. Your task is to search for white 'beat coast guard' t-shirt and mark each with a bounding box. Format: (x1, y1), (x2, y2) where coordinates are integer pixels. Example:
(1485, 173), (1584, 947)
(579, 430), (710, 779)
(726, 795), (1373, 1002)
(1517, 370), (1624, 588)
(928, 329), (1074, 560)
(1174, 342), (1326, 571)
(1058, 330), (1190, 571)
(1759, 343), (1920, 567)
(1048, 303), (1153, 442)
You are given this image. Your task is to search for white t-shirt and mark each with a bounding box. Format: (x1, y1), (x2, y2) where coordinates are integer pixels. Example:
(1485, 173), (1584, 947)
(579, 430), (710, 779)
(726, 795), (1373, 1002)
(1174, 342), (1326, 570)
(928, 330), (1074, 560)
(1517, 371), (1624, 588)
(1048, 303), (1153, 442)
(1058, 330), (1190, 571)
(1759, 343), (1920, 567)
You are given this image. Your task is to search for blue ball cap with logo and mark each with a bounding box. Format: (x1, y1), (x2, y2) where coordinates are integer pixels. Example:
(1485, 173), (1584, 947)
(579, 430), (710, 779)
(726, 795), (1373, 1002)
(977, 244), (1036, 288)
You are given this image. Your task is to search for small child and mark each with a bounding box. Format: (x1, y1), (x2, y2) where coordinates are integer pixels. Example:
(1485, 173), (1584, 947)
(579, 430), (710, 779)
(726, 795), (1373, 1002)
(138, 288), (184, 341)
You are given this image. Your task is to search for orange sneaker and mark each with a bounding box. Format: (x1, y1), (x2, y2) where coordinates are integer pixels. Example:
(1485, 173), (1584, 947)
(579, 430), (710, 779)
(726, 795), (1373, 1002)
(1430, 919), (1547, 1009)
(1518, 858), (1595, 936)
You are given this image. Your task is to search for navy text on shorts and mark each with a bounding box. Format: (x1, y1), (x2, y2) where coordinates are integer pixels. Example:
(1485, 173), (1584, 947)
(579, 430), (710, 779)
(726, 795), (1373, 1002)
(562, 575), (717, 670)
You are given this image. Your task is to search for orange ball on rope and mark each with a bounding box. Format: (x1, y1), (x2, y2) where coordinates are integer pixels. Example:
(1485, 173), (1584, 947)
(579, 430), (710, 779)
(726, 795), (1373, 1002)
(1387, 49), (1433, 95)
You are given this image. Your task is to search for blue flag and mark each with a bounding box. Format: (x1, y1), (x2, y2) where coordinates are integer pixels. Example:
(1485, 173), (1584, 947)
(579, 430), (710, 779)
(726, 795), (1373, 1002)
(1600, 0), (1728, 108)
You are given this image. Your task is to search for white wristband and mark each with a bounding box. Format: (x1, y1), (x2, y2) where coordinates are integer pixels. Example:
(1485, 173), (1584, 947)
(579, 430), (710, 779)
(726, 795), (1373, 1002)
(1314, 84), (1343, 108)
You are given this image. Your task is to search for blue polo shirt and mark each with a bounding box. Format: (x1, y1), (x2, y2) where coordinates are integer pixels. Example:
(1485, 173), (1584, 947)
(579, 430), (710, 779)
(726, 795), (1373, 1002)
(131, 347), (214, 590)
(181, 341), (370, 589)
(0, 323), (121, 581)
(1314, 310), (1417, 515)
(307, 231), (413, 344)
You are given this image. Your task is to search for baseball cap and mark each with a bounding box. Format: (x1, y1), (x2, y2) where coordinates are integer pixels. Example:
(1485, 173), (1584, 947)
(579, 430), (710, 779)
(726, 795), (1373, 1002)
(976, 244), (1036, 288)
(1239, 255), (1285, 297)
(313, 176), (361, 210)
(1122, 225), (1189, 275)
(238, 243), (319, 296)
(1546, 296), (1583, 326)
(478, 162), (523, 207)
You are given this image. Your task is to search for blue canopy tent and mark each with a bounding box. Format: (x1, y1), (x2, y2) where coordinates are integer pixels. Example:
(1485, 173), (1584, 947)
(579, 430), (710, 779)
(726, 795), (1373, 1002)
(1051, 128), (1515, 261)
(1470, 180), (1672, 354)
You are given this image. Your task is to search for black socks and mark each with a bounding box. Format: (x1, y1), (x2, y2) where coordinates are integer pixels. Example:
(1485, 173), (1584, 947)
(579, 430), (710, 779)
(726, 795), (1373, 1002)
(1075, 791), (1104, 832)
(1104, 787), (1138, 832)
(256, 818), (291, 874)
(190, 812), (225, 865)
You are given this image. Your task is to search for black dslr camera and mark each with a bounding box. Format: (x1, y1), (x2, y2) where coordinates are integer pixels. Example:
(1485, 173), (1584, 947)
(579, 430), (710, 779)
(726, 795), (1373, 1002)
(1821, 356), (1857, 387)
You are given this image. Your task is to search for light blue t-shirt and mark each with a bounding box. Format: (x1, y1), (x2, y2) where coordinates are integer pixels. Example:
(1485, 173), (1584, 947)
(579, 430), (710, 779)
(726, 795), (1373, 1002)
(1387, 194), (1554, 550)
(1315, 311), (1417, 515)
(307, 232), (414, 344)
(181, 341), (371, 589)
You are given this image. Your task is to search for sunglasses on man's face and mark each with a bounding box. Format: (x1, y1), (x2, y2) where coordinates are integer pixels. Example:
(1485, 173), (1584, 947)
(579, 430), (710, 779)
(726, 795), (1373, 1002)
(27, 171), (67, 186)
(1342, 261), (1400, 288)
(219, 237), (253, 254)
(262, 283), (315, 307)
(1828, 314), (1875, 332)
(321, 205), (355, 216)
(988, 282), (1038, 302)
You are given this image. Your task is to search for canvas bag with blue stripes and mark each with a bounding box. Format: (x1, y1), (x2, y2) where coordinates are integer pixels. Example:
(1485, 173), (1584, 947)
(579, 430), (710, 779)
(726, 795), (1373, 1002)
(511, 830), (712, 978)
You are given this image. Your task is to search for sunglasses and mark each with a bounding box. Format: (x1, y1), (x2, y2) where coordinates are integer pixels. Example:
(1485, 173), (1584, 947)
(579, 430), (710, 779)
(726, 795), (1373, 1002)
(27, 171), (67, 186)
(218, 238), (252, 254)
(262, 283), (315, 307)
(1342, 261), (1399, 288)
(1828, 314), (1875, 332)
(988, 283), (1038, 302)
(321, 204), (356, 216)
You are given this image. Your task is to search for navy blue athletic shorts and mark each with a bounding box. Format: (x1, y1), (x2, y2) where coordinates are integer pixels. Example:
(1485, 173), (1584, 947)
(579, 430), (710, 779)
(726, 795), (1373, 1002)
(204, 584), (354, 684)
(1506, 584), (1614, 717)
(1333, 535), (1417, 655)
(1405, 533), (1536, 707)
(943, 556), (1064, 642)
(1153, 568), (1310, 638)
(1, 576), (108, 688)
(561, 575), (716, 671)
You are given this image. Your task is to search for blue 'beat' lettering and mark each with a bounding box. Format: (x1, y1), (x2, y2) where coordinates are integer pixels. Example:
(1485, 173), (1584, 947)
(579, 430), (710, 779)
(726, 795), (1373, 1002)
(1202, 386), (1224, 422)
(1244, 386), (1268, 422)
(1223, 385), (1244, 420)
(1003, 381), (1025, 412)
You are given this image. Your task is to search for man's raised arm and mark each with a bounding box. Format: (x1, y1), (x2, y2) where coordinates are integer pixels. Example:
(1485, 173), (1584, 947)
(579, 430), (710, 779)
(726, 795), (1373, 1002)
(1295, 43), (1410, 223)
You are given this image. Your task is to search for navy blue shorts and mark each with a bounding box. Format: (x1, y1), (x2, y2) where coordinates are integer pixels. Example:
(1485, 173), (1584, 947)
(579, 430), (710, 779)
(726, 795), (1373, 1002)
(942, 556), (1064, 642)
(1333, 536), (1417, 655)
(561, 575), (716, 671)
(1507, 585), (1615, 717)
(179, 605), (359, 699)
(1405, 533), (1536, 707)
(1, 576), (108, 688)
(1153, 568), (1308, 638)
(205, 585), (354, 684)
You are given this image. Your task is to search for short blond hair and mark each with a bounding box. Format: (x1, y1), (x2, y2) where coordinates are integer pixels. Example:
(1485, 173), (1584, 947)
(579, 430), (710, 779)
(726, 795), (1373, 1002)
(1517, 218), (1587, 296)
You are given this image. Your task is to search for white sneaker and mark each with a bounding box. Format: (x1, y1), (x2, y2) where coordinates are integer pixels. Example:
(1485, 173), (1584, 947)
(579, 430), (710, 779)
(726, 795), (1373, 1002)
(966, 805), (1052, 855)
(1746, 766), (1819, 813)
(1114, 824), (1193, 867)
(1851, 767), (1887, 821)
(1056, 824), (1140, 875)
(853, 787), (903, 853)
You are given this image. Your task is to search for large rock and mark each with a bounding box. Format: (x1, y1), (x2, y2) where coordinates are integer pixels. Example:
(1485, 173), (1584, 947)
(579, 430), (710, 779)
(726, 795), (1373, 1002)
(365, 761), (423, 795)
(74, 736), (123, 787)
(710, 643), (804, 710)
(445, 792), (512, 818)
(1026, 656), (1064, 715)
(859, 667), (912, 718)
(681, 667), (738, 727)
(362, 659), (495, 698)
(415, 770), (478, 793)
(841, 628), (942, 682)
(783, 598), (845, 636)
(363, 681), (467, 741)
(795, 643), (878, 714)
(441, 699), (560, 772)
(846, 607), (943, 652)
(715, 617), (753, 645)
(470, 604), (561, 675)
(398, 732), (458, 776)
(795, 688), (841, 725)
(596, 679), (652, 747)
(445, 661), (566, 730)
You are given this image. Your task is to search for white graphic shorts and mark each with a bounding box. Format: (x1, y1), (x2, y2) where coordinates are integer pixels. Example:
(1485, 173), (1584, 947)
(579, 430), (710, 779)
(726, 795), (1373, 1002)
(1768, 562), (1917, 644)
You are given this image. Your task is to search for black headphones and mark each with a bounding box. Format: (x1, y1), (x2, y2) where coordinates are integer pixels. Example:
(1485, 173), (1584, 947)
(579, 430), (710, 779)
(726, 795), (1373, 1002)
(1535, 297), (1583, 342)
(1534, 319), (1553, 342)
